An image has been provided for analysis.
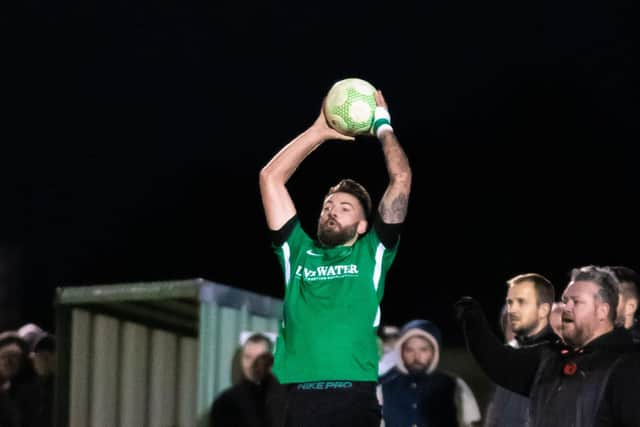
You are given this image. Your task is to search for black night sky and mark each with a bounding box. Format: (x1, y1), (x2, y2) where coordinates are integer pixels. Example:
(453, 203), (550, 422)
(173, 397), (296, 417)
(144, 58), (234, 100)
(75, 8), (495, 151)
(3, 0), (637, 345)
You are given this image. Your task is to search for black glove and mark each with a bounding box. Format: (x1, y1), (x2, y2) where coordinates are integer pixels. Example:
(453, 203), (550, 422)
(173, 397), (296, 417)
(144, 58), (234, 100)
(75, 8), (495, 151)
(453, 296), (483, 323)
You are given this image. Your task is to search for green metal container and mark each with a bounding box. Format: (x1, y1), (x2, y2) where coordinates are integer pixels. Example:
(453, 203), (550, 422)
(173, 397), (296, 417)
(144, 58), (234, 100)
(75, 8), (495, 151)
(55, 278), (282, 427)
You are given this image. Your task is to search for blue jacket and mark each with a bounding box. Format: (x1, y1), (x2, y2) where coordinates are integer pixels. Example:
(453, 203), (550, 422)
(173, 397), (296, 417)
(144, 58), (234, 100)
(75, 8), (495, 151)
(380, 319), (459, 427)
(380, 369), (457, 427)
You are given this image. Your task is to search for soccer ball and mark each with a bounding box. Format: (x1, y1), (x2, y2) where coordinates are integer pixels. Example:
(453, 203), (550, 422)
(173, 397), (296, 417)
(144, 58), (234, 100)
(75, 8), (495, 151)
(324, 78), (377, 136)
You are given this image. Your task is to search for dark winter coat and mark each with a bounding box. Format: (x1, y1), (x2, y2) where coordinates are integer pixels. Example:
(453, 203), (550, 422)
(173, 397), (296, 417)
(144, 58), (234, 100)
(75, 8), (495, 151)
(458, 303), (640, 427)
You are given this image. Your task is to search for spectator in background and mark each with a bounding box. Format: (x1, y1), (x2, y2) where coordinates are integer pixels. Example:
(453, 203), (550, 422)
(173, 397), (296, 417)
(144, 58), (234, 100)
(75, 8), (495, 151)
(483, 273), (557, 427)
(17, 323), (56, 380)
(609, 265), (640, 343)
(210, 333), (285, 427)
(549, 302), (564, 337)
(379, 319), (481, 427)
(0, 331), (41, 427)
(32, 334), (55, 427)
(17, 323), (56, 427)
(29, 333), (55, 379)
(1, 332), (26, 427)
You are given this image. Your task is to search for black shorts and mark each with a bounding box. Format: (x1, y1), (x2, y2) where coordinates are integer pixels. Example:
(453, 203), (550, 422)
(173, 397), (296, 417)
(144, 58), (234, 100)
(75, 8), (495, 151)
(283, 381), (381, 427)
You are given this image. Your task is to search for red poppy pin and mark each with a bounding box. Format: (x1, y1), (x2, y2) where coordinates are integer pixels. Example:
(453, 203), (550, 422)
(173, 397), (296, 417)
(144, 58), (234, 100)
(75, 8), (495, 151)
(563, 361), (577, 376)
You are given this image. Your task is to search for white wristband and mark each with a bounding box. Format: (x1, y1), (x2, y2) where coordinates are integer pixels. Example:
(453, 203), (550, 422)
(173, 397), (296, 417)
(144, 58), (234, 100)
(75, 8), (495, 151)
(375, 123), (394, 139)
(373, 106), (393, 138)
(374, 106), (391, 122)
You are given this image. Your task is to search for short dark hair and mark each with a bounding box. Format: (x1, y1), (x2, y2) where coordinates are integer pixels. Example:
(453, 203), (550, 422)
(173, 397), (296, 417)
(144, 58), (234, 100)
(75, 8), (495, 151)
(325, 179), (372, 219)
(244, 333), (273, 353)
(570, 265), (619, 323)
(507, 273), (555, 307)
(609, 265), (640, 302)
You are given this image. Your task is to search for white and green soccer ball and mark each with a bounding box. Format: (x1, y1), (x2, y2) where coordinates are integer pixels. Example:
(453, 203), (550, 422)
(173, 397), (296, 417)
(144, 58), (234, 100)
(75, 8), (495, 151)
(324, 78), (377, 136)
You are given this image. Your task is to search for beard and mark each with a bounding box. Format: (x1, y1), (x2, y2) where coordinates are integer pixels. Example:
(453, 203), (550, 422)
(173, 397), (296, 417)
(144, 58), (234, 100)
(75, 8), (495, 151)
(560, 319), (591, 348)
(405, 362), (429, 374)
(317, 220), (358, 247)
(560, 325), (581, 347)
(511, 318), (538, 338)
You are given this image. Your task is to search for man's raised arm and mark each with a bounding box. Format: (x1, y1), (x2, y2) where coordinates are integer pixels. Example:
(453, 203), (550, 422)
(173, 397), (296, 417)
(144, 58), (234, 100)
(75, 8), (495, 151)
(259, 105), (354, 230)
(374, 91), (412, 224)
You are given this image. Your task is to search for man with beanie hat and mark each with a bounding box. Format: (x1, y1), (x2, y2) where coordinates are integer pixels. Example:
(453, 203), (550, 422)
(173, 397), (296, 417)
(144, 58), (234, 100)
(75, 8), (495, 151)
(379, 319), (481, 427)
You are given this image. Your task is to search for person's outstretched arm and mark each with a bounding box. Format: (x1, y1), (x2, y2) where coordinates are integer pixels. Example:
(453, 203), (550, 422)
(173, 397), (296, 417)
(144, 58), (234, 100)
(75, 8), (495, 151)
(454, 297), (544, 396)
(259, 104), (354, 230)
(374, 91), (412, 224)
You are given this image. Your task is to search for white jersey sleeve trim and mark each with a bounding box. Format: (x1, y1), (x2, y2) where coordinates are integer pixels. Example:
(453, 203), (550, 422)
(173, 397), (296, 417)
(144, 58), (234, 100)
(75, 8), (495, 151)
(372, 243), (386, 327)
(373, 243), (385, 292)
(282, 242), (291, 287)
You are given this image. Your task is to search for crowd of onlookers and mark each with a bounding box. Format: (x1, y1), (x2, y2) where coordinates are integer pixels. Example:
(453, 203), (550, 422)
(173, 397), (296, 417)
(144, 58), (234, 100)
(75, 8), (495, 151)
(210, 324), (484, 427)
(3, 264), (639, 427)
(459, 265), (640, 427)
(0, 323), (55, 427)
(210, 265), (640, 427)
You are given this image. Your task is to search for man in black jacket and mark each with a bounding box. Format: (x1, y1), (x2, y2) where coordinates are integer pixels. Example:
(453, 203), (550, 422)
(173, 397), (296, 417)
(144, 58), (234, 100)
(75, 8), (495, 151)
(484, 273), (558, 427)
(455, 265), (640, 427)
(210, 333), (286, 427)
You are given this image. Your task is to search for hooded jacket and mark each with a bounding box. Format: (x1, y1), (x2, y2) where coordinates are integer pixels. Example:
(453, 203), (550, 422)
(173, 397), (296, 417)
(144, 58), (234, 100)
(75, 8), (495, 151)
(379, 320), (475, 427)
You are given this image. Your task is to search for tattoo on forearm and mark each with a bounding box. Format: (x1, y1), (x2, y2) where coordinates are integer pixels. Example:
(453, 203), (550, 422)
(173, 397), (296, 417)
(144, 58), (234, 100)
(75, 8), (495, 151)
(379, 132), (411, 223)
(380, 193), (409, 223)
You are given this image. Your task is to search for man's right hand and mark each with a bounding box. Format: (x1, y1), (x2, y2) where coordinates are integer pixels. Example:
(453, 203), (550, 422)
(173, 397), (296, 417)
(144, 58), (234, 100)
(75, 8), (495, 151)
(312, 100), (356, 142)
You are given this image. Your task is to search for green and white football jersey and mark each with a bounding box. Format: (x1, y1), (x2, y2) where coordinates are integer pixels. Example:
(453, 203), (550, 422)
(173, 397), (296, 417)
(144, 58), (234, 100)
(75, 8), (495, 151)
(272, 220), (398, 383)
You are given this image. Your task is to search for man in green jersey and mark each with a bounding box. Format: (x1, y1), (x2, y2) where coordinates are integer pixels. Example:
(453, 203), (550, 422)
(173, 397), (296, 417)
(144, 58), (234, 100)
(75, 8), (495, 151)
(259, 89), (411, 426)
